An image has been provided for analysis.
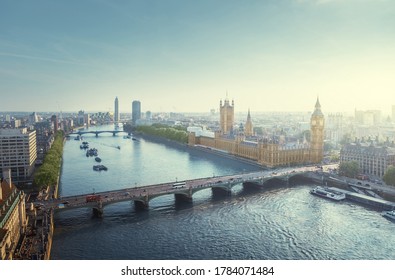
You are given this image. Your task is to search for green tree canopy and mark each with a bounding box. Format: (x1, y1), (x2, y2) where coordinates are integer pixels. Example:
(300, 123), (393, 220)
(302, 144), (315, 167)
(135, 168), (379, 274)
(339, 161), (360, 178)
(33, 131), (64, 190)
(383, 165), (395, 186)
(135, 125), (188, 143)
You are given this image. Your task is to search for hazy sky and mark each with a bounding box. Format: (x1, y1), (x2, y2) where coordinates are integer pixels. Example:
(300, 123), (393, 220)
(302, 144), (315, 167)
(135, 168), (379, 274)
(1, 0), (394, 114)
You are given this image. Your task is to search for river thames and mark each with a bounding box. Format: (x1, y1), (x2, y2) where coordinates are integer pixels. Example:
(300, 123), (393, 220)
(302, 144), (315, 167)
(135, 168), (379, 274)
(51, 125), (395, 260)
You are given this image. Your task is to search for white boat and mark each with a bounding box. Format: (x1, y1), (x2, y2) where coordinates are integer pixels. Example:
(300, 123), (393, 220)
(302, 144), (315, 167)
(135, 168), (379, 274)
(382, 210), (395, 221)
(310, 186), (346, 201)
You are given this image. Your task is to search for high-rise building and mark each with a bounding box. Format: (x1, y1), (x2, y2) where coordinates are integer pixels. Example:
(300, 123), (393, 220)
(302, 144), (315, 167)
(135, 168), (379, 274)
(84, 114), (90, 128)
(114, 97), (120, 122)
(132, 100), (141, 125)
(244, 109), (253, 137)
(51, 115), (58, 133)
(220, 98), (234, 135)
(392, 105), (395, 123)
(0, 128), (37, 181)
(77, 110), (85, 126)
(29, 112), (38, 124)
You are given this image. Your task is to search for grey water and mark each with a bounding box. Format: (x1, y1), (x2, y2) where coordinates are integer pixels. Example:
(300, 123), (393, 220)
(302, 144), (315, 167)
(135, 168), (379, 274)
(51, 125), (395, 259)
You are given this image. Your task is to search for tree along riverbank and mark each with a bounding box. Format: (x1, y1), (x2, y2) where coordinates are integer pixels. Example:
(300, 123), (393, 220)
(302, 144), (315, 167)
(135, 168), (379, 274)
(33, 131), (64, 193)
(127, 123), (188, 143)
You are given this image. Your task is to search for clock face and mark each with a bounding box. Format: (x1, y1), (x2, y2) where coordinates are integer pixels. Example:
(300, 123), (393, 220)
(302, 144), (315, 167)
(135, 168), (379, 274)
(311, 120), (316, 125)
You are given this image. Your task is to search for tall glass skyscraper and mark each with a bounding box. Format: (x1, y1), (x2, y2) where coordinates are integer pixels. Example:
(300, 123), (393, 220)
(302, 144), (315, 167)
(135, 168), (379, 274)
(132, 100), (141, 125)
(114, 97), (120, 122)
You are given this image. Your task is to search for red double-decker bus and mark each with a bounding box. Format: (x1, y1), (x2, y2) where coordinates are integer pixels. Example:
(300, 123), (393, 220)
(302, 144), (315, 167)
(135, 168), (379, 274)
(86, 194), (101, 202)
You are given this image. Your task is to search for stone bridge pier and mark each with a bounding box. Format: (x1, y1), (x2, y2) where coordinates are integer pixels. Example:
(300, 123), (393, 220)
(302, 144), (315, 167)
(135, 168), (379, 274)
(174, 187), (193, 203)
(134, 198), (149, 210)
(134, 194), (149, 210)
(174, 193), (192, 203)
(92, 201), (104, 217)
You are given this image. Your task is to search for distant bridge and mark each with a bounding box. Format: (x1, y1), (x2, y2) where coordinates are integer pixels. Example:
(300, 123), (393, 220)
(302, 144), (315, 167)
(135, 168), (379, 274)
(38, 166), (323, 216)
(68, 130), (130, 137)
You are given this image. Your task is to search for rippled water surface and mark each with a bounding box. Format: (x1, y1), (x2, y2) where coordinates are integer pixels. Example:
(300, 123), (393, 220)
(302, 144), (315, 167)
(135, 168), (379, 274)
(51, 125), (395, 260)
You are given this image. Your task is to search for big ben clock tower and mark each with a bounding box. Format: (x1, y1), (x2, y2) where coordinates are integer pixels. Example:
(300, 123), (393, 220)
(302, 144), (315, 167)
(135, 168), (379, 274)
(310, 98), (325, 163)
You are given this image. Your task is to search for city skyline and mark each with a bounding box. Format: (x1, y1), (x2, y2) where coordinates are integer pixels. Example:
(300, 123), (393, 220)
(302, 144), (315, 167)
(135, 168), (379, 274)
(1, 0), (394, 114)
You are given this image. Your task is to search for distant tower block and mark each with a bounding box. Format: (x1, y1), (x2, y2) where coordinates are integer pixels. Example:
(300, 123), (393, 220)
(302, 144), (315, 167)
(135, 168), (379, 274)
(114, 97), (120, 122)
(220, 98), (234, 134)
(132, 100), (141, 125)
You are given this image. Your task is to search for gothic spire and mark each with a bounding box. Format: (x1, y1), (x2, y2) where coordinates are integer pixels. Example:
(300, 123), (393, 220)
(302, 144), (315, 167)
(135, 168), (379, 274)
(312, 97), (323, 117)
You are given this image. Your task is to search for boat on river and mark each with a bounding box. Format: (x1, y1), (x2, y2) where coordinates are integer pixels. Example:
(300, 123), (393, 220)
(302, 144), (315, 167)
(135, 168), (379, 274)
(310, 186), (346, 201)
(86, 148), (98, 157)
(93, 165), (108, 171)
(382, 210), (395, 221)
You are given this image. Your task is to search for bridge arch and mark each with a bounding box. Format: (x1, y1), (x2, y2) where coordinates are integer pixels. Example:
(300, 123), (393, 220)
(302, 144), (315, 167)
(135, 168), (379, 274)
(260, 177), (287, 187)
(288, 173), (315, 186)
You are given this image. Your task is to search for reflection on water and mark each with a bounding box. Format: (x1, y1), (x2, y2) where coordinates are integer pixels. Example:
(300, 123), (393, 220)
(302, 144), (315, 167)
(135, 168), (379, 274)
(52, 126), (395, 260)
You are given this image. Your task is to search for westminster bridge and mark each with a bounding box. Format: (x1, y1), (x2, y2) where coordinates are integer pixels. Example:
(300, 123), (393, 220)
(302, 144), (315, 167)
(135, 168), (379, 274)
(37, 166), (325, 216)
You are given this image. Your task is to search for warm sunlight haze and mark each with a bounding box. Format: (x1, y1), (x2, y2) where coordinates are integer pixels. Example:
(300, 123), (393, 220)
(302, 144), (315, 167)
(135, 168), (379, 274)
(1, 0), (394, 113)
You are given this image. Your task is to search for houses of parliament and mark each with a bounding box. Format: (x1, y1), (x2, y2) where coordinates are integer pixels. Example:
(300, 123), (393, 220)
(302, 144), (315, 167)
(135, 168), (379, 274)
(188, 98), (325, 167)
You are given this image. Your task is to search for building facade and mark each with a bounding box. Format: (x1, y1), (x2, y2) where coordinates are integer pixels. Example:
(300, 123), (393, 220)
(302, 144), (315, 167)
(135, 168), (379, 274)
(0, 169), (27, 260)
(340, 143), (395, 178)
(132, 100), (141, 125)
(114, 97), (120, 122)
(188, 98), (325, 167)
(0, 128), (37, 180)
